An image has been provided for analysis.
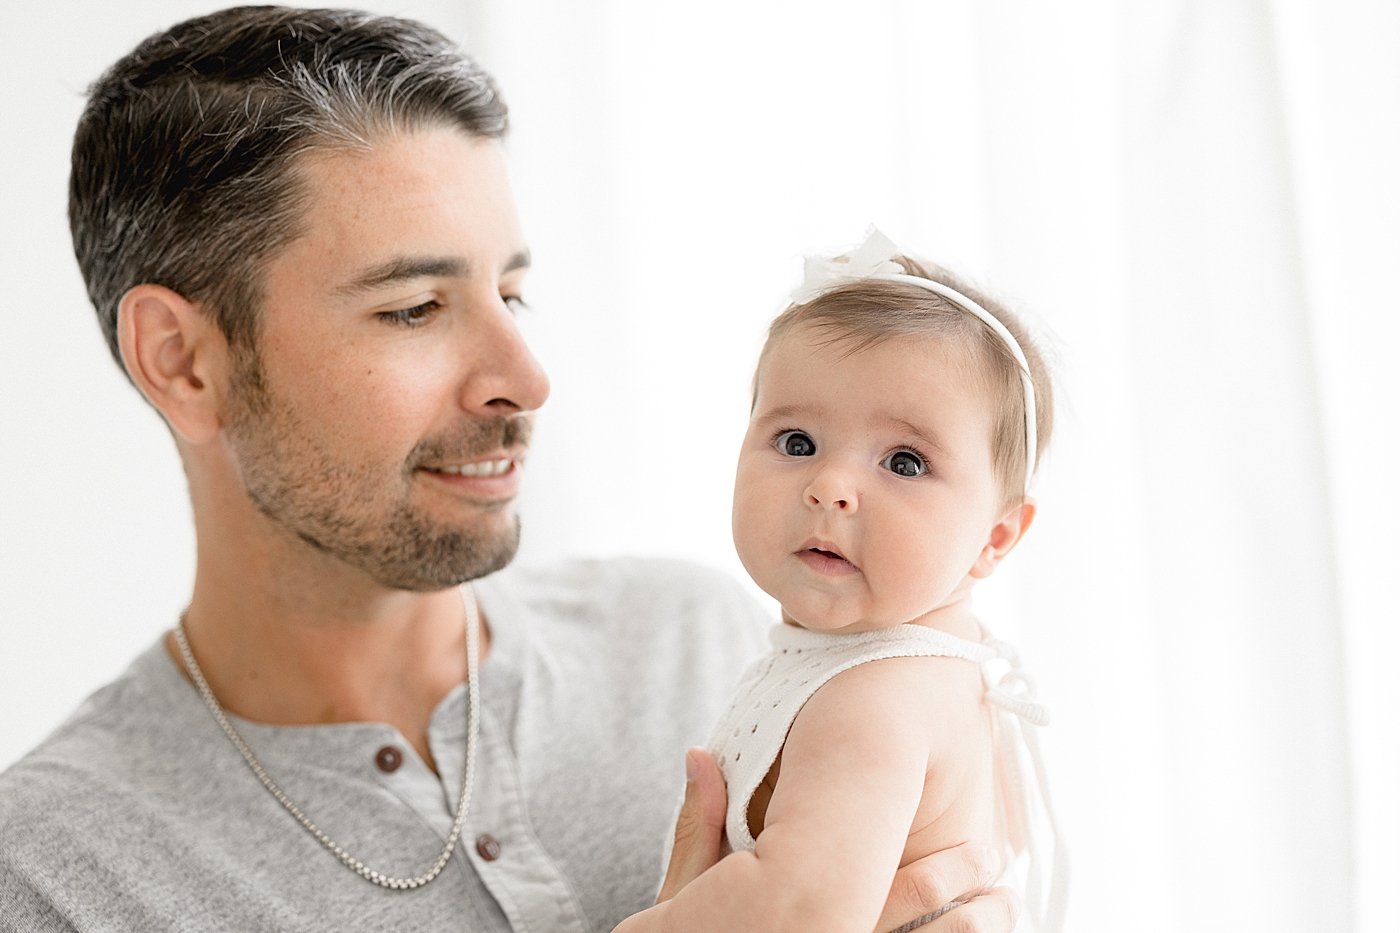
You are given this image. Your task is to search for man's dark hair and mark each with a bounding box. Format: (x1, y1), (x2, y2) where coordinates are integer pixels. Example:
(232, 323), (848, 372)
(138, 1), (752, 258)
(70, 5), (508, 372)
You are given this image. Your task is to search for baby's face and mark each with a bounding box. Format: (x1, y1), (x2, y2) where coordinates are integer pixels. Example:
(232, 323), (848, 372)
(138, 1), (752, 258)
(733, 326), (1008, 633)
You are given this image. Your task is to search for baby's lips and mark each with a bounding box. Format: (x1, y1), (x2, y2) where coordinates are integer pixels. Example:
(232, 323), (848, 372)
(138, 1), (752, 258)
(796, 538), (856, 567)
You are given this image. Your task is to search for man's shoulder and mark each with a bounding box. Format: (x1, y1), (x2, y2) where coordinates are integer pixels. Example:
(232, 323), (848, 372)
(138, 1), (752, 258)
(0, 750), (102, 895)
(0, 642), (175, 859)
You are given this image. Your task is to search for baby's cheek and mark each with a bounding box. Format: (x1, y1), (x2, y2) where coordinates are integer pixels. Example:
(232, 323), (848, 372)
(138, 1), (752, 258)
(731, 479), (778, 578)
(871, 516), (955, 608)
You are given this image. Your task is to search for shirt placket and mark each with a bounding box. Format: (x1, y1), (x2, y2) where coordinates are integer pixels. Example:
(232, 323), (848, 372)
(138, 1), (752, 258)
(426, 697), (591, 933)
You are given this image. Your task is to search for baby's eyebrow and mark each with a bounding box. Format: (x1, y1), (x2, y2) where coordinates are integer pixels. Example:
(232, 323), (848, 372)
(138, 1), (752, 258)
(885, 417), (950, 458)
(753, 404), (814, 427)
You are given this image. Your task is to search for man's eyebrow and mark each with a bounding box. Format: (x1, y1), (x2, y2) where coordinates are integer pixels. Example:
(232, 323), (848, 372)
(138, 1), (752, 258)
(336, 249), (530, 295)
(337, 256), (468, 294)
(502, 249), (531, 275)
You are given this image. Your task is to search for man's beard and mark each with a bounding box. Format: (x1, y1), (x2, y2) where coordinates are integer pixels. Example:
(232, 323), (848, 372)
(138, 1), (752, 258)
(225, 353), (529, 591)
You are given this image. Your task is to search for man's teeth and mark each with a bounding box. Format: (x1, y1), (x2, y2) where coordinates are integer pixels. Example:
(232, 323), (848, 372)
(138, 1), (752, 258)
(434, 459), (513, 477)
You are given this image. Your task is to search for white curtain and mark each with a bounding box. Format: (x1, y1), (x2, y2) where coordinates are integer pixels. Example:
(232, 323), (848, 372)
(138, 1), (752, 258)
(1, 2), (1394, 931)
(468, 2), (1397, 931)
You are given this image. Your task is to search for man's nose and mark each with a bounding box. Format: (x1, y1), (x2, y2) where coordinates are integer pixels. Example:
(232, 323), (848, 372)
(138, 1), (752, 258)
(804, 463), (859, 513)
(459, 294), (551, 415)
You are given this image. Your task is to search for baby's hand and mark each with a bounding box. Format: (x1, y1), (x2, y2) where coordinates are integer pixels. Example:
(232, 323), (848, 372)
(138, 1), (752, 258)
(878, 844), (1020, 933)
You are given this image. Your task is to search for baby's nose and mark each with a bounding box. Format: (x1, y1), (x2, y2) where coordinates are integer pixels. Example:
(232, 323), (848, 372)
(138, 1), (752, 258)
(804, 470), (859, 512)
(806, 490), (851, 509)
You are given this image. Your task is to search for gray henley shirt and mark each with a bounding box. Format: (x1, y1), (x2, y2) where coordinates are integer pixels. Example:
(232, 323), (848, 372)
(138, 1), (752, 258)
(0, 558), (770, 933)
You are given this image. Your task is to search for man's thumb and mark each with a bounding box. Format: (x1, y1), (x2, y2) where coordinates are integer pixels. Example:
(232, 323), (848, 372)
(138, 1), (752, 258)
(655, 747), (728, 903)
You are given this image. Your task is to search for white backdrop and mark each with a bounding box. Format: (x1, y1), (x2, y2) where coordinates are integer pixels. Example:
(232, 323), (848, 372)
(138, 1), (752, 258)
(1, 2), (1395, 932)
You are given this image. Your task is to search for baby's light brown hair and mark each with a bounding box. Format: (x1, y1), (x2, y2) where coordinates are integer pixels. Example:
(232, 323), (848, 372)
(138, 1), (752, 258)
(755, 256), (1054, 507)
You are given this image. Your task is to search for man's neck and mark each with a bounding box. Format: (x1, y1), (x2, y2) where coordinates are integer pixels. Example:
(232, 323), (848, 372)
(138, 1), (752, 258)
(169, 490), (487, 774)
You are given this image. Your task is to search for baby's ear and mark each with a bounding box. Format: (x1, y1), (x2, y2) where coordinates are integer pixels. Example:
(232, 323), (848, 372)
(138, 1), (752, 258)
(968, 499), (1036, 579)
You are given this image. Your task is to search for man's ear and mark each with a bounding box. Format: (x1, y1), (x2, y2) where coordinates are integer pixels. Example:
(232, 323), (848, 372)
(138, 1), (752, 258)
(117, 284), (230, 444)
(968, 498), (1037, 579)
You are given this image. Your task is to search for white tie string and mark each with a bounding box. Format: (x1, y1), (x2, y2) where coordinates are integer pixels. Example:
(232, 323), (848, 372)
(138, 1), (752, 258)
(982, 638), (1068, 933)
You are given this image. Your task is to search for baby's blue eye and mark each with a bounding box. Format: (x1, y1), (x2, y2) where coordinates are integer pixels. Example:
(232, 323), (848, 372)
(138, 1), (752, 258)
(776, 431), (816, 457)
(883, 450), (926, 477)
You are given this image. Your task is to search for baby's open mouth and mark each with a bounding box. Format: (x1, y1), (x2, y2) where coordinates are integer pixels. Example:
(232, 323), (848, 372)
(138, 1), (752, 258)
(797, 543), (859, 574)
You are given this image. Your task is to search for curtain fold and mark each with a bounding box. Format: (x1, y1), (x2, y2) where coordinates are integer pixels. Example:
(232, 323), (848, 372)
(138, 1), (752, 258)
(1122, 3), (1350, 928)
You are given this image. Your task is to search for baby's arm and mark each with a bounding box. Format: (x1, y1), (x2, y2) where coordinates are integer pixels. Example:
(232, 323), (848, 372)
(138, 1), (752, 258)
(618, 656), (968, 933)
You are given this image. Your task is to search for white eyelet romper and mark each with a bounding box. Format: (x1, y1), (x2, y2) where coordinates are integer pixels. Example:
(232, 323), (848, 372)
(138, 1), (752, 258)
(704, 622), (1068, 933)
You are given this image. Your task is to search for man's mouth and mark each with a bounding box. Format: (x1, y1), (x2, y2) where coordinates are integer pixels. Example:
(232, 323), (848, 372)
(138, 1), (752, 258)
(406, 414), (533, 482)
(424, 458), (515, 477)
(417, 452), (526, 499)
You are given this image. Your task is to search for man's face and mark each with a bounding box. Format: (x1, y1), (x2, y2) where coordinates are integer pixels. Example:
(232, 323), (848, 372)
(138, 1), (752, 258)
(224, 126), (549, 591)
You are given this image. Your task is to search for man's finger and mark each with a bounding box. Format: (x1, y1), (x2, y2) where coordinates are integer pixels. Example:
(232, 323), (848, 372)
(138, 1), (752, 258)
(874, 843), (1005, 933)
(655, 747), (728, 903)
(917, 887), (1021, 933)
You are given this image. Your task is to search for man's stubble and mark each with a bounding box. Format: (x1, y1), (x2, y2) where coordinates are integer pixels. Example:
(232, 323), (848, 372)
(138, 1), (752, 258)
(224, 349), (528, 592)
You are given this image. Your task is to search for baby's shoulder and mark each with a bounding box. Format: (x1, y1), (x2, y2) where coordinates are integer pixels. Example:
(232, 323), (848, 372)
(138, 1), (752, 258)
(797, 649), (990, 758)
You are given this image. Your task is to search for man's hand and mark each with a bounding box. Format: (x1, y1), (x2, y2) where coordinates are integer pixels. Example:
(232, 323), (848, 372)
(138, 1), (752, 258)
(876, 843), (1020, 933)
(656, 749), (1020, 933)
(656, 748), (729, 903)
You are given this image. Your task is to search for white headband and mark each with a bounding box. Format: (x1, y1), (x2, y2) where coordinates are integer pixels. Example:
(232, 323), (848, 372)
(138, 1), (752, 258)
(791, 228), (1039, 492)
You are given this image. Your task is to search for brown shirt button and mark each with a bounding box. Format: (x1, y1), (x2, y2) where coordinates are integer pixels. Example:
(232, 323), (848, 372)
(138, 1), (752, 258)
(475, 833), (502, 861)
(374, 745), (403, 773)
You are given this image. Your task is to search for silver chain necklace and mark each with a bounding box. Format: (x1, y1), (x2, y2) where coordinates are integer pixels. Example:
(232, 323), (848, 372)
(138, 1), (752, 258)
(173, 586), (481, 891)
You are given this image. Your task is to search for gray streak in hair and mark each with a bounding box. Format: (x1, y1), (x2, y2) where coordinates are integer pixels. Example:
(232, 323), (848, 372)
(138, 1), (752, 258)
(69, 5), (509, 377)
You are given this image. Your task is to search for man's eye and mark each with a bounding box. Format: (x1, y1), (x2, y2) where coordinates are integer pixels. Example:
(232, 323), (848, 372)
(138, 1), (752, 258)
(883, 450), (926, 477)
(776, 431), (816, 457)
(503, 295), (530, 313)
(379, 301), (439, 327)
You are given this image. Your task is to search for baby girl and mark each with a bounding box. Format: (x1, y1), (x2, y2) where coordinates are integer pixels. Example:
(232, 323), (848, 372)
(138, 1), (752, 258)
(627, 229), (1066, 933)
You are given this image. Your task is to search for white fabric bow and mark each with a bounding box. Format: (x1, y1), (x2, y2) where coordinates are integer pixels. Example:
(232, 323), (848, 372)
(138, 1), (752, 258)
(790, 226), (905, 304)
